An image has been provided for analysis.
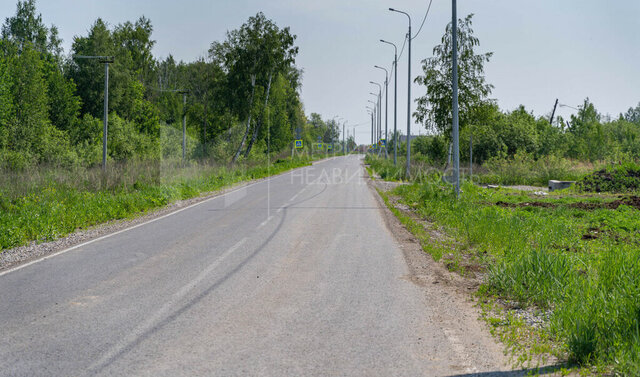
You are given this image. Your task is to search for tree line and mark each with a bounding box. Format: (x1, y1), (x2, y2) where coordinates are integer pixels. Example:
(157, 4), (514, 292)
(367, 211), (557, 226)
(407, 14), (640, 165)
(0, 0), (341, 170)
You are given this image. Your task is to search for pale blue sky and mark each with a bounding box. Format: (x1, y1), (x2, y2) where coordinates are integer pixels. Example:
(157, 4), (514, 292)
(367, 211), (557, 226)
(3, 0), (640, 144)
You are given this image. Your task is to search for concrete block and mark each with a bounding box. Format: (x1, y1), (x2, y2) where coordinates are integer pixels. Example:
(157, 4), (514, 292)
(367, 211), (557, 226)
(548, 180), (574, 192)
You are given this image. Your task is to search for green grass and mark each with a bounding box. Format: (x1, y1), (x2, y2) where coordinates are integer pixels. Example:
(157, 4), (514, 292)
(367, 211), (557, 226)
(385, 177), (640, 374)
(365, 155), (406, 181)
(477, 154), (595, 186)
(0, 156), (317, 251)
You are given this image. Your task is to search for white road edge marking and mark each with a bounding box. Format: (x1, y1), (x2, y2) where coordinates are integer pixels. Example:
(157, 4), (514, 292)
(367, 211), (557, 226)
(0, 157), (339, 278)
(257, 215), (274, 229)
(89, 237), (248, 372)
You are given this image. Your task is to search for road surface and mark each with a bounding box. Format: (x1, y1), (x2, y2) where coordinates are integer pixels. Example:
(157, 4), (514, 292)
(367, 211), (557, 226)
(0, 155), (509, 376)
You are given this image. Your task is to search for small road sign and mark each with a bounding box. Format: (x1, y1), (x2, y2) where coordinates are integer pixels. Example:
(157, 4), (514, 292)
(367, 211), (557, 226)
(295, 140), (303, 149)
(316, 143), (323, 149)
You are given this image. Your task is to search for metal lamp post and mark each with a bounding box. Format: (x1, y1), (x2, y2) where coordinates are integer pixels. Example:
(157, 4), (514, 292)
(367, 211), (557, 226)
(374, 66), (388, 158)
(368, 98), (378, 145)
(342, 120), (347, 154)
(369, 81), (382, 143)
(451, 0), (460, 197)
(366, 107), (374, 146)
(389, 7), (412, 177)
(380, 39), (398, 165)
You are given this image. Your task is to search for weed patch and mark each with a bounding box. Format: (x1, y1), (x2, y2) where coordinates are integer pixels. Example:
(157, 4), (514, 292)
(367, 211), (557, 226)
(386, 177), (640, 373)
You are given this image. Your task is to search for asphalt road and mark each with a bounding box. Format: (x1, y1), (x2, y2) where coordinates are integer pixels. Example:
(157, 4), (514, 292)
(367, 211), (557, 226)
(0, 155), (508, 376)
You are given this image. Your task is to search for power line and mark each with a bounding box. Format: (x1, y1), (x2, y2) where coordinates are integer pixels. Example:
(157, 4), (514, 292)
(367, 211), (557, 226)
(397, 34), (408, 62)
(386, 34), (408, 89)
(411, 0), (435, 41)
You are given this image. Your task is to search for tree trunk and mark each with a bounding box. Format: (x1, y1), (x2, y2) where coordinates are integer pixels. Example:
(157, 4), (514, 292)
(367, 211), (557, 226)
(232, 76), (256, 163)
(244, 71), (273, 158)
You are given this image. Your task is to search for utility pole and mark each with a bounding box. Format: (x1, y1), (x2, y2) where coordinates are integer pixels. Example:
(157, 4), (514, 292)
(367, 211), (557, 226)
(370, 82), (382, 145)
(550, 98), (559, 125)
(73, 55), (114, 173)
(370, 112), (374, 146)
(378, 89), (382, 142)
(452, 0), (460, 197)
(375, 65), (389, 158)
(381, 40), (398, 165)
(389, 8), (412, 177)
(469, 133), (473, 179)
(178, 90), (189, 162)
(342, 121), (346, 154)
(368, 101), (376, 146)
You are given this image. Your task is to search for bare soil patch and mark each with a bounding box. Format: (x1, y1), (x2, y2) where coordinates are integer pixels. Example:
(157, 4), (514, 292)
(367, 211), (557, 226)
(495, 196), (640, 211)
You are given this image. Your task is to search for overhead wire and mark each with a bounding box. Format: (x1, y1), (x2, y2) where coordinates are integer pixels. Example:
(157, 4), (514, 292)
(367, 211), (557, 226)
(385, 0), (436, 101)
(411, 0), (435, 41)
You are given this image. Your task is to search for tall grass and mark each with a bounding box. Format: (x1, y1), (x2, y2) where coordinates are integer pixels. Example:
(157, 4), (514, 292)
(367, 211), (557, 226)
(477, 153), (597, 186)
(390, 179), (640, 372)
(0, 154), (316, 251)
(366, 152), (598, 187)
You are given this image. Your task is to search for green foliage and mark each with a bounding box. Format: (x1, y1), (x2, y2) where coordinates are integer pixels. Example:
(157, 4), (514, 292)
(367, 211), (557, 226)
(576, 163), (640, 193)
(365, 154), (405, 181)
(1, 1), (311, 168)
(414, 14), (494, 136)
(1, 0), (49, 53)
(411, 134), (449, 165)
(208, 12), (298, 120)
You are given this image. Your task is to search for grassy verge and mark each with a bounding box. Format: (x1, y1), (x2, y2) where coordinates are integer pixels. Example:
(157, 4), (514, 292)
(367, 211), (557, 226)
(371, 158), (640, 374)
(0, 155), (320, 251)
(365, 153), (597, 187)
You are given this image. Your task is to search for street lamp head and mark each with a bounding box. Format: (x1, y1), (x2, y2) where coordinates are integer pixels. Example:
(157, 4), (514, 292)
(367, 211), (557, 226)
(389, 8), (395, 11)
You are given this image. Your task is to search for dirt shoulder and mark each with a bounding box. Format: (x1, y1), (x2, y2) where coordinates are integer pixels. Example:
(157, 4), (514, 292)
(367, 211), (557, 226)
(366, 170), (573, 375)
(366, 174), (514, 373)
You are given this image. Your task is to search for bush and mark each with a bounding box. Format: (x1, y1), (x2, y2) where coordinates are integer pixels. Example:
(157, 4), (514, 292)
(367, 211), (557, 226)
(576, 163), (640, 193)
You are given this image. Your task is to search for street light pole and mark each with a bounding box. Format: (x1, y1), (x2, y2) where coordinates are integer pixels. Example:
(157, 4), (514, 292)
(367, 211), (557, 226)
(366, 107), (374, 146)
(389, 8), (412, 177)
(370, 112), (374, 146)
(452, 0), (460, 197)
(368, 97), (377, 145)
(381, 40), (398, 165)
(342, 121), (346, 154)
(369, 82), (382, 144)
(374, 65), (389, 158)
